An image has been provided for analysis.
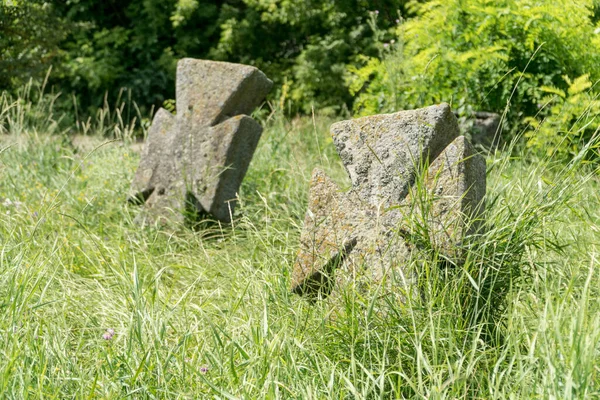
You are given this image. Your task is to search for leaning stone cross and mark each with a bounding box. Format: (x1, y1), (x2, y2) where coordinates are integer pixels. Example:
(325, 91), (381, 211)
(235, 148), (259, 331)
(292, 104), (486, 296)
(129, 59), (272, 224)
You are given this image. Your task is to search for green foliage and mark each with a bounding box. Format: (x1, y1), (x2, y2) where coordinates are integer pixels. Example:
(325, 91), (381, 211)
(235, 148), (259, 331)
(53, 0), (222, 114)
(0, 0), (66, 89)
(350, 0), (600, 129)
(1, 0), (415, 116)
(0, 80), (63, 136)
(209, 0), (409, 114)
(525, 75), (600, 159)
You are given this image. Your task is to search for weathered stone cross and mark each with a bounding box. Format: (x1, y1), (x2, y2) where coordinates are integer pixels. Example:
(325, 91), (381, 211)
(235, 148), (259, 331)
(292, 104), (486, 296)
(129, 59), (272, 224)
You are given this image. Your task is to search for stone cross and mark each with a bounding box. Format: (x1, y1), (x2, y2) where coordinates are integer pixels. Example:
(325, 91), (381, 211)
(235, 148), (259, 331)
(129, 59), (272, 224)
(291, 104), (486, 297)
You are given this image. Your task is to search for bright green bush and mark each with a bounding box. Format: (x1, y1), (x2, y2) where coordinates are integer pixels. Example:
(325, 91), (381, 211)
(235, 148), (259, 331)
(525, 75), (600, 159)
(349, 0), (600, 132)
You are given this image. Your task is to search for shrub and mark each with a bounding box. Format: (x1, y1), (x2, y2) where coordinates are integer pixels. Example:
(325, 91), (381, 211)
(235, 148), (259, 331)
(0, 0), (66, 90)
(525, 75), (600, 160)
(2, 0), (413, 116)
(210, 0), (409, 114)
(53, 0), (223, 114)
(349, 0), (600, 133)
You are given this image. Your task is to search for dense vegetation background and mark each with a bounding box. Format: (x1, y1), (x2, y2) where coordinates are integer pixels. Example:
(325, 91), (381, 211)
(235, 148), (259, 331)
(1, 0), (411, 114)
(4, 0), (600, 157)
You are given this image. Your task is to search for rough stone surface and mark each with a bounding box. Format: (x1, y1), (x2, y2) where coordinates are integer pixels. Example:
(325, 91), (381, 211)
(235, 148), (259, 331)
(129, 59), (272, 224)
(330, 103), (459, 207)
(292, 104), (486, 297)
(405, 135), (486, 259)
(291, 169), (414, 296)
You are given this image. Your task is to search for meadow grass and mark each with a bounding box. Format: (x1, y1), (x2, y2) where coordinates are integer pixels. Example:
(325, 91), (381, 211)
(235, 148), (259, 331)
(1, 90), (600, 399)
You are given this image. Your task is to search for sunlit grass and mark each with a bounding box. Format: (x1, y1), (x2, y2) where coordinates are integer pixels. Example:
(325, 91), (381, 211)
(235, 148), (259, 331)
(1, 89), (600, 398)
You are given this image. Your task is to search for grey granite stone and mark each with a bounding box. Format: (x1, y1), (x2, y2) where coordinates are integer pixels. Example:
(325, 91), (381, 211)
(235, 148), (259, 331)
(129, 59), (272, 225)
(405, 135), (486, 260)
(460, 111), (502, 149)
(292, 104), (486, 298)
(330, 103), (459, 207)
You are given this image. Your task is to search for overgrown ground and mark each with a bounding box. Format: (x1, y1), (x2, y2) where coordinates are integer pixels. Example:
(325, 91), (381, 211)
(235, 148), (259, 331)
(1, 96), (600, 398)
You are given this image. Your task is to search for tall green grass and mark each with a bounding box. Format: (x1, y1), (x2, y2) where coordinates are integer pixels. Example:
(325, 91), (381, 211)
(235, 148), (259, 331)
(0, 87), (599, 398)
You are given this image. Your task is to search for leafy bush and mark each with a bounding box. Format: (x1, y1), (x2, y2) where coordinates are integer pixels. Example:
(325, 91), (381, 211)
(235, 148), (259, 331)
(53, 0), (223, 114)
(525, 75), (600, 160)
(349, 0), (600, 132)
(0, 0), (66, 89)
(211, 0), (409, 114)
(1, 0), (414, 116)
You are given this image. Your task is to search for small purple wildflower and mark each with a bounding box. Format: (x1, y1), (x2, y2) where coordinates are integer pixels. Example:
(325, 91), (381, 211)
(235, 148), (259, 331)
(33, 211), (39, 219)
(102, 328), (115, 340)
(200, 365), (209, 374)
